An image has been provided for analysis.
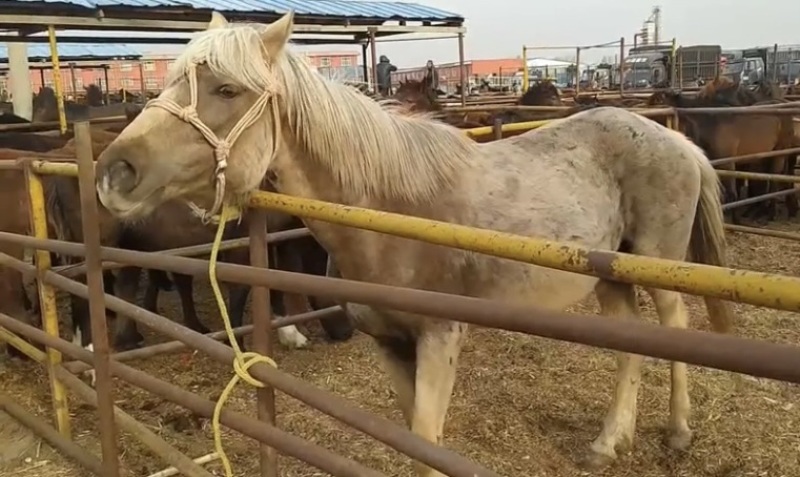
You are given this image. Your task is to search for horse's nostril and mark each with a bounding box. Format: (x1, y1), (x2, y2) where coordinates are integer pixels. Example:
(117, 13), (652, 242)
(108, 159), (138, 194)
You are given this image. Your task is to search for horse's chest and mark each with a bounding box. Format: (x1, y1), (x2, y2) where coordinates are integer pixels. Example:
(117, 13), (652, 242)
(345, 303), (423, 338)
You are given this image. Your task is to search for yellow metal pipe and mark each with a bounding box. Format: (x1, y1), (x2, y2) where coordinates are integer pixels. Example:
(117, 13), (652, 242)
(25, 167), (72, 438)
(32, 160), (80, 177)
(47, 26), (67, 135)
(0, 327), (46, 363)
(464, 119), (550, 138)
(248, 191), (800, 312)
(522, 45), (529, 92)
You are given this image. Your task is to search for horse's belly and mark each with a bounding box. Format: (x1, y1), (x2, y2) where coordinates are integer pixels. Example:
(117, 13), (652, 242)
(471, 260), (599, 311)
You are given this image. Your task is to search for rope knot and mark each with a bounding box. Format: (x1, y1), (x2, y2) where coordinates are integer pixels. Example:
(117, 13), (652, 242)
(179, 106), (198, 122)
(232, 352), (275, 388)
(214, 142), (231, 167)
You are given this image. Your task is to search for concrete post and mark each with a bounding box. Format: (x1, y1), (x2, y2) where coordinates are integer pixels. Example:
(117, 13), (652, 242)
(8, 42), (32, 120)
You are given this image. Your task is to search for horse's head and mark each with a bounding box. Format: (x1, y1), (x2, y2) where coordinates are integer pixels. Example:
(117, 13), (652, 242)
(519, 80), (562, 106)
(85, 84), (104, 106)
(32, 86), (57, 122)
(392, 79), (438, 111)
(696, 77), (748, 106)
(95, 11), (294, 221)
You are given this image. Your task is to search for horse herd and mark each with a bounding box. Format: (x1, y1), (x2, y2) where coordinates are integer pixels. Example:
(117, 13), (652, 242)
(0, 12), (798, 475)
(0, 108), (354, 364)
(393, 76), (800, 223)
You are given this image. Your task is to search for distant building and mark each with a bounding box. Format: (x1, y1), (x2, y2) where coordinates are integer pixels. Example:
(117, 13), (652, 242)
(299, 51), (362, 83)
(1, 53), (175, 98)
(394, 58), (524, 90)
(0, 48), (368, 99)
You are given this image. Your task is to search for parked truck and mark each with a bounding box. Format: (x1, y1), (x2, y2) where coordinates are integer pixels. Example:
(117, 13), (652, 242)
(733, 46), (800, 85)
(622, 44), (721, 88)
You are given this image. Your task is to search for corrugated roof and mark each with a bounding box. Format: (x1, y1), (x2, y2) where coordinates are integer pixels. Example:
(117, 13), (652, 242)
(3, 0), (463, 22)
(0, 43), (143, 61)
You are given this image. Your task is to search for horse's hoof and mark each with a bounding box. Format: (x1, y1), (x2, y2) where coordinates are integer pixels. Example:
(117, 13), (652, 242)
(665, 429), (693, 451)
(579, 450), (617, 471)
(325, 327), (354, 342)
(278, 325), (309, 349)
(114, 334), (145, 351)
(191, 324), (212, 335)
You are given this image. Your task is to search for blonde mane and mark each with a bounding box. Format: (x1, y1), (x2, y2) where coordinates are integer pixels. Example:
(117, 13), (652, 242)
(171, 22), (479, 203)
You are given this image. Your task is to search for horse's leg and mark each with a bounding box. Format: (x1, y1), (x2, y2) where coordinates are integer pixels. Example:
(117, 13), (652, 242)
(629, 225), (695, 453)
(770, 158), (785, 221)
(785, 154), (799, 218)
(717, 164), (741, 223)
(149, 269), (174, 292)
(172, 273), (210, 334)
(411, 324), (466, 477)
(585, 280), (643, 469)
(269, 242), (309, 349)
(142, 271), (161, 313)
(375, 337), (417, 426)
(113, 266), (145, 350)
(305, 241), (354, 342)
(646, 287), (692, 450)
(227, 284), (250, 350)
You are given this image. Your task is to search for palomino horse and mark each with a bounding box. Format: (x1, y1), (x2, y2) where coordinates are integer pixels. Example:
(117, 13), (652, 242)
(93, 13), (735, 475)
(0, 137), (352, 358)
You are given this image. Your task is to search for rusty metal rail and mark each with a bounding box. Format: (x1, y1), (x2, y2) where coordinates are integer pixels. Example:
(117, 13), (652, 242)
(3, 241), (800, 384)
(63, 306), (343, 375)
(0, 314), (391, 477)
(2, 100), (800, 477)
(0, 252), (503, 477)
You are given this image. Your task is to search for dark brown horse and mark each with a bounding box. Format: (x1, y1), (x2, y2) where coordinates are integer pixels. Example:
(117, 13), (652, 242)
(0, 166), (39, 358)
(518, 79), (563, 106)
(649, 78), (798, 222)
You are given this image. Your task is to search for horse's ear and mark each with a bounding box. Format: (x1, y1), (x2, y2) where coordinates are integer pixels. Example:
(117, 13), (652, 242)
(261, 11), (294, 58)
(207, 12), (229, 30)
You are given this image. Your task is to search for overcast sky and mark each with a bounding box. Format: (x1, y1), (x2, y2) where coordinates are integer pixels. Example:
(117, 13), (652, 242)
(298, 0), (800, 67)
(51, 1), (800, 69)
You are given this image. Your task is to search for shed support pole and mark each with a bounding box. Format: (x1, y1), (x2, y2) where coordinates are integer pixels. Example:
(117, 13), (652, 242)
(361, 42), (369, 85)
(458, 32), (466, 106)
(8, 42), (32, 120)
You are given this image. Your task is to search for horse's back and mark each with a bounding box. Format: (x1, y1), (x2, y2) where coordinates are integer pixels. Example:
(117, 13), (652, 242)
(469, 107), (707, 244)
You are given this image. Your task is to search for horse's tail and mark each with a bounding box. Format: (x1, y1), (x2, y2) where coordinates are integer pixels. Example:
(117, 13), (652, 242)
(689, 151), (737, 333)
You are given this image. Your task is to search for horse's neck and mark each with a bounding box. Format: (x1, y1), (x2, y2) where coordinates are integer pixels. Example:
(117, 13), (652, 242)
(269, 143), (382, 268)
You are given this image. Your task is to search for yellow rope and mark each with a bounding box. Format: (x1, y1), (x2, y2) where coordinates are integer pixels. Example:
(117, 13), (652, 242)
(209, 202), (277, 477)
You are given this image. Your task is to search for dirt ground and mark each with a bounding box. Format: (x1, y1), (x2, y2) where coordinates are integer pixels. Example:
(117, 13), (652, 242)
(2, 218), (800, 477)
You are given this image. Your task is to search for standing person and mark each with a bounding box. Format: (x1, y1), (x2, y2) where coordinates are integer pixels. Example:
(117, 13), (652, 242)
(424, 59), (439, 92)
(376, 55), (397, 96)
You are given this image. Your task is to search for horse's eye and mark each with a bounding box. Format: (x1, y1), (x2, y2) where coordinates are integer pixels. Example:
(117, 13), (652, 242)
(216, 85), (239, 99)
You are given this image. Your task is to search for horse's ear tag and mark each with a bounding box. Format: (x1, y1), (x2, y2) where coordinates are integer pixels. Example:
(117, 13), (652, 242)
(208, 12), (229, 30)
(261, 10), (294, 58)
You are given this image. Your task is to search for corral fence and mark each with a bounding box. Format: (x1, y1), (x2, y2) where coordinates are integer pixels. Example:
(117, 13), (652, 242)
(1, 101), (800, 477)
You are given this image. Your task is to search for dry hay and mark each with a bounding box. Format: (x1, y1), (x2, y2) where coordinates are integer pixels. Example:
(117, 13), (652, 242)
(2, 219), (800, 477)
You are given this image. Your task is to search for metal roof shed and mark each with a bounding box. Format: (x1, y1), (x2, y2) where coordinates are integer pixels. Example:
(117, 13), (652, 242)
(0, 0), (467, 131)
(0, 0), (465, 38)
(0, 43), (142, 62)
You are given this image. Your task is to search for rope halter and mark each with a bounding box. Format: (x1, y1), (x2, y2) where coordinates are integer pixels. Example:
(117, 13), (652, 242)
(145, 61), (278, 223)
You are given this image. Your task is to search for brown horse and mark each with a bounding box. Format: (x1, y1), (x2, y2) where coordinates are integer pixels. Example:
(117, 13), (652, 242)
(0, 167), (39, 358)
(649, 78), (798, 222)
